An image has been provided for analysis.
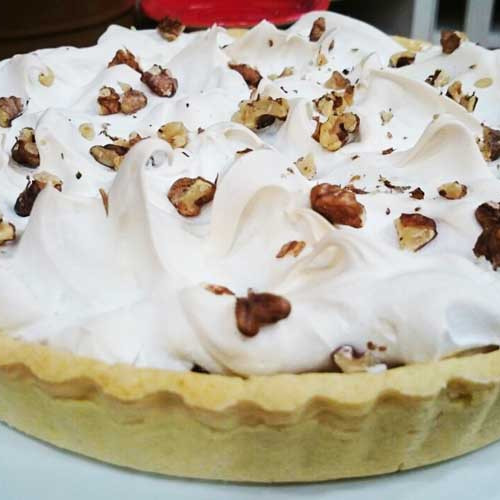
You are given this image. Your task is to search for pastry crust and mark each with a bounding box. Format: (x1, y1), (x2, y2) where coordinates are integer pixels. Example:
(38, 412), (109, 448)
(1, 332), (500, 482)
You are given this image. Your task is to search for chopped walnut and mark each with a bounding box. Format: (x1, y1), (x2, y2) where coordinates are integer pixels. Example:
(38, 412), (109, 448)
(479, 126), (500, 162)
(276, 240), (306, 258)
(232, 96), (289, 130)
(228, 63), (262, 88)
(205, 284), (234, 296)
(11, 127), (40, 168)
(324, 70), (350, 90)
(309, 16), (326, 42)
(295, 153), (317, 180)
(79, 123), (95, 141)
(108, 49), (142, 73)
(310, 183), (365, 228)
(14, 171), (63, 217)
(380, 110), (393, 125)
(99, 188), (109, 215)
(235, 290), (291, 337)
(314, 89), (353, 117)
(312, 112), (360, 152)
(410, 187), (425, 200)
(474, 224), (500, 270)
(0, 213), (16, 246)
(158, 121), (188, 148)
(446, 81), (478, 112)
(441, 30), (466, 54)
(425, 69), (450, 87)
(0, 96), (23, 128)
(120, 88), (148, 115)
(167, 176), (216, 217)
(389, 51), (416, 68)
(90, 144), (128, 170)
(38, 68), (55, 87)
(141, 65), (178, 97)
(382, 147), (395, 155)
(98, 86), (121, 115)
(438, 181), (467, 200)
(157, 16), (185, 41)
(395, 213), (437, 251)
(331, 345), (378, 373)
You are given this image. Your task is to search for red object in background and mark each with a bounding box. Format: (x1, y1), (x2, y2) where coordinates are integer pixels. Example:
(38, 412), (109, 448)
(141, 0), (330, 27)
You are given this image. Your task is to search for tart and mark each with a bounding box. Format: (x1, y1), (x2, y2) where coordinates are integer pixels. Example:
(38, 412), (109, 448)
(1, 12), (500, 483)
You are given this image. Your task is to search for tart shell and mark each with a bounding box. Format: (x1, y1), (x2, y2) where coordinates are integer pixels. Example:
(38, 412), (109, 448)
(1, 333), (500, 482)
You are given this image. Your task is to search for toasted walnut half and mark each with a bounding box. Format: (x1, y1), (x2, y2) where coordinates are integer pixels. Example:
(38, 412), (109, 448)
(309, 16), (326, 42)
(141, 65), (178, 97)
(438, 181), (467, 200)
(479, 126), (500, 162)
(120, 89), (148, 115)
(157, 16), (185, 41)
(90, 144), (128, 170)
(331, 345), (378, 373)
(14, 171), (63, 217)
(0, 213), (16, 246)
(98, 86), (121, 115)
(228, 63), (262, 88)
(425, 69), (450, 87)
(11, 127), (40, 168)
(205, 284), (234, 296)
(310, 183), (365, 228)
(395, 213), (437, 251)
(0, 96), (23, 128)
(324, 70), (350, 90)
(232, 96), (289, 130)
(389, 51), (416, 68)
(235, 290), (291, 337)
(312, 112), (360, 152)
(167, 177), (216, 217)
(158, 121), (188, 148)
(446, 81), (478, 112)
(441, 30), (466, 54)
(38, 68), (55, 87)
(276, 240), (306, 258)
(295, 153), (317, 180)
(108, 49), (142, 73)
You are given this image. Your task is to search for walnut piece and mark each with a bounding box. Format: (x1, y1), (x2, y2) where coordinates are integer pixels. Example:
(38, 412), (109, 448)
(205, 284), (234, 296)
(228, 63), (262, 88)
(120, 88), (148, 115)
(475, 201), (500, 229)
(295, 153), (317, 180)
(474, 225), (500, 270)
(90, 144), (129, 170)
(331, 345), (378, 373)
(0, 96), (23, 128)
(0, 213), (16, 246)
(98, 86), (121, 115)
(158, 121), (188, 148)
(276, 240), (306, 258)
(141, 65), (178, 97)
(394, 213), (437, 251)
(14, 171), (63, 217)
(479, 126), (500, 162)
(38, 68), (55, 87)
(157, 16), (185, 42)
(425, 69), (450, 87)
(389, 51), (416, 68)
(232, 96), (289, 130)
(441, 30), (466, 55)
(324, 70), (350, 90)
(235, 290), (291, 337)
(167, 177), (216, 217)
(438, 181), (467, 200)
(79, 123), (95, 141)
(309, 17), (326, 42)
(11, 127), (40, 168)
(314, 87), (354, 117)
(312, 112), (360, 152)
(310, 183), (365, 228)
(410, 187), (425, 200)
(108, 49), (142, 73)
(446, 81), (478, 112)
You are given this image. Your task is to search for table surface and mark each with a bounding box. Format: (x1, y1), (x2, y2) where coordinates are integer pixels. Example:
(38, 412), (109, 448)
(0, 421), (499, 500)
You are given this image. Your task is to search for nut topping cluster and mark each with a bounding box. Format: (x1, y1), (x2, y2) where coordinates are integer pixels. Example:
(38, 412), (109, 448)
(0, 96), (23, 128)
(235, 290), (291, 337)
(312, 112), (360, 152)
(232, 96), (289, 130)
(158, 121), (189, 148)
(167, 177), (216, 217)
(394, 213), (437, 251)
(473, 202), (500, 269)
(0, 213), (16, 246)
(98, 86), (147, 115)
(228, 63), (262, 88)
(11, 127), (40, 168)
(389, 51), (416, 68)
(108, 49), (142, 73)
(309, 16), (326, 42)
(310, 183), (366, 228)
(157, 16), (185, 42)
(440, 30), (466, 54)
(446, 81), (478, 112)
(141, 65), (178, 97)
(438, 181), (467, 200)
(14, 171), (63, 217)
